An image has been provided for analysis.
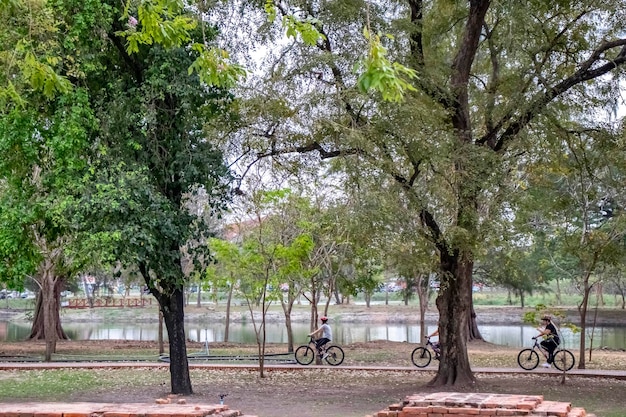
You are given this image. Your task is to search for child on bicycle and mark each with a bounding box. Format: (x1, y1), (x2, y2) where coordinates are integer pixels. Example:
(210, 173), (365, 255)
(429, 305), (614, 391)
(428, 328), (441, 359)
(309, 316), (332, 358)
(534, 315), (560, 368)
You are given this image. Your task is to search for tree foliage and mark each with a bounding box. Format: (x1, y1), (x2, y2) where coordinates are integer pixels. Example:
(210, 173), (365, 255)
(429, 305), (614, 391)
(1, 0), (234, 394)
(218, 0), (626, 386)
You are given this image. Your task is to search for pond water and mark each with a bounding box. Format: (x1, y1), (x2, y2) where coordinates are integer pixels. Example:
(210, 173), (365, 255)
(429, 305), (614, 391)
(2, 320), (625, 350)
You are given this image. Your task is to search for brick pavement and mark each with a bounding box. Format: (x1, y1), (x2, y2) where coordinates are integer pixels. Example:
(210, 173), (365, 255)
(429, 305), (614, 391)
(0, 401), (258, 417)
(370, 392), (596, 417)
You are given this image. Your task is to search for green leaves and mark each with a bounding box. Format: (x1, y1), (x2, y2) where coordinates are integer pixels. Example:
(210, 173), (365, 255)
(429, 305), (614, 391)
(20, 53), (71, 99)
(188, 44), (246, 88)
(264, 0), (276, 23)
(118, 0), (196, 53)
(117, 0), (247, 88)
(264, 0), (325, 46)
(355, 28), (417, 102)
(0, 0), (72, 107)
(282, 15), (325, 46)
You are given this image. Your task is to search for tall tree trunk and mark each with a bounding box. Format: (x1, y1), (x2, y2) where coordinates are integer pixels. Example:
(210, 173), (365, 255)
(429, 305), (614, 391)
(578, 253), (599, 370)
(29, 277), (67, 341)
(577, 273), (594, 370)
(416, 273), (428, 342)
(429, 249), (475, 387)
(308, 276), (319, 330)
(41, 257), (59, 361)
(158, 310), (164, 355)
(467, 302), (483, 341)
(224, 280), (234, 342)
(281, 290), (296, 352)
(578, 286), (590, 370)
(323, 277), (333, 315)
(555, 275), (562, 304)
(160, 288), (193, 394)
(285, 310), (294, 352)
(596, 283), (604, 307)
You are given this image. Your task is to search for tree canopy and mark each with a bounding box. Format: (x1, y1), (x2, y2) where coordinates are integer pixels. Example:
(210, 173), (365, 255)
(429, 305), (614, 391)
(1, 0), (625, 390)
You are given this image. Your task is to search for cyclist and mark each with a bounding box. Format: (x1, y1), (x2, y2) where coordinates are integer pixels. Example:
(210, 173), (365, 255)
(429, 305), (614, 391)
(309, 316), (332, 358)
(428, 328), (441, 359)
(534, 315), (560, 368)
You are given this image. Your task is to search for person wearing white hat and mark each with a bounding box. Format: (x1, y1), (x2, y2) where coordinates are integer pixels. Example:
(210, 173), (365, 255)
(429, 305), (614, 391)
(309, 316), (332, 359)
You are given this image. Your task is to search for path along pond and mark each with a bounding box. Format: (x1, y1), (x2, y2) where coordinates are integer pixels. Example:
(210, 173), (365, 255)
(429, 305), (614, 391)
(2, 321), (626, 350)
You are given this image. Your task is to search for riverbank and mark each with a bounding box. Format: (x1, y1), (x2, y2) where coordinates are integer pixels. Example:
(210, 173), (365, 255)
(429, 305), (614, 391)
(2, 303), (626, 326)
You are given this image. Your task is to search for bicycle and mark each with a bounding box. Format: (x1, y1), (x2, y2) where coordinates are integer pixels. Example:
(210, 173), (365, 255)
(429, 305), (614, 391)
(517, 337), (575, 371)
(411, 336), (440, 368)
(294, 336), (345, 366)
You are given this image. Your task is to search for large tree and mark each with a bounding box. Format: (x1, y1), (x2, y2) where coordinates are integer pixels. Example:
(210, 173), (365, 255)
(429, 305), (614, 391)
(2, 0), (235, 394)
(77, 41), (232, 397)
(222, 0), (626, 386)
(0, 0), (99, 358)
(520, 121), (626, 368)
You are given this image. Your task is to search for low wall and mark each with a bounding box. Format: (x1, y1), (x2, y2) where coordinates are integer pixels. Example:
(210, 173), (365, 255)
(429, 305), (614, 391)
(64, 297), (153, 308)
(369, 392), (595, 417)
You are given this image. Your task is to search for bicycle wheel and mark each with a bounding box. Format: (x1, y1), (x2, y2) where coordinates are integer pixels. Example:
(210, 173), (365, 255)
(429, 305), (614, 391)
(295, 345), (315, 365)
(553, 349), (575, 371)
(411, 347), (432, 368)
(517, 348), (540, 370)
(324, 345), (344, 366)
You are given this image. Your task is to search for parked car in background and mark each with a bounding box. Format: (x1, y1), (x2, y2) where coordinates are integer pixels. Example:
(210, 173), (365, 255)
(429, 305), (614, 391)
(0, 290), (18, 299)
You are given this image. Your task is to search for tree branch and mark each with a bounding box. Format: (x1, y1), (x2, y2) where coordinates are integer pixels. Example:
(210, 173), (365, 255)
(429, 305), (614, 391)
(482, 39), (626, 151)
(450, 0), (491, 142)
(256, 141), (359, 160)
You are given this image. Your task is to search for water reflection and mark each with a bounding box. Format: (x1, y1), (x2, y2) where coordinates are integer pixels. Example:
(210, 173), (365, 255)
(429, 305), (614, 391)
(2, 321), (626, 349)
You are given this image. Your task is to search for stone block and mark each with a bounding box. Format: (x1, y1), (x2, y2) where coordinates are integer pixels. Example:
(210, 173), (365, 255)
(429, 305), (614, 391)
(448, 408), (480, 415)
(495, 410), (519, 416)
(218, 410), (240, 417)
(401, 407), (432, 414)
(516, 402), (537, 411)
(399, 409), (428, 417)
(567, 408), (586, 417)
